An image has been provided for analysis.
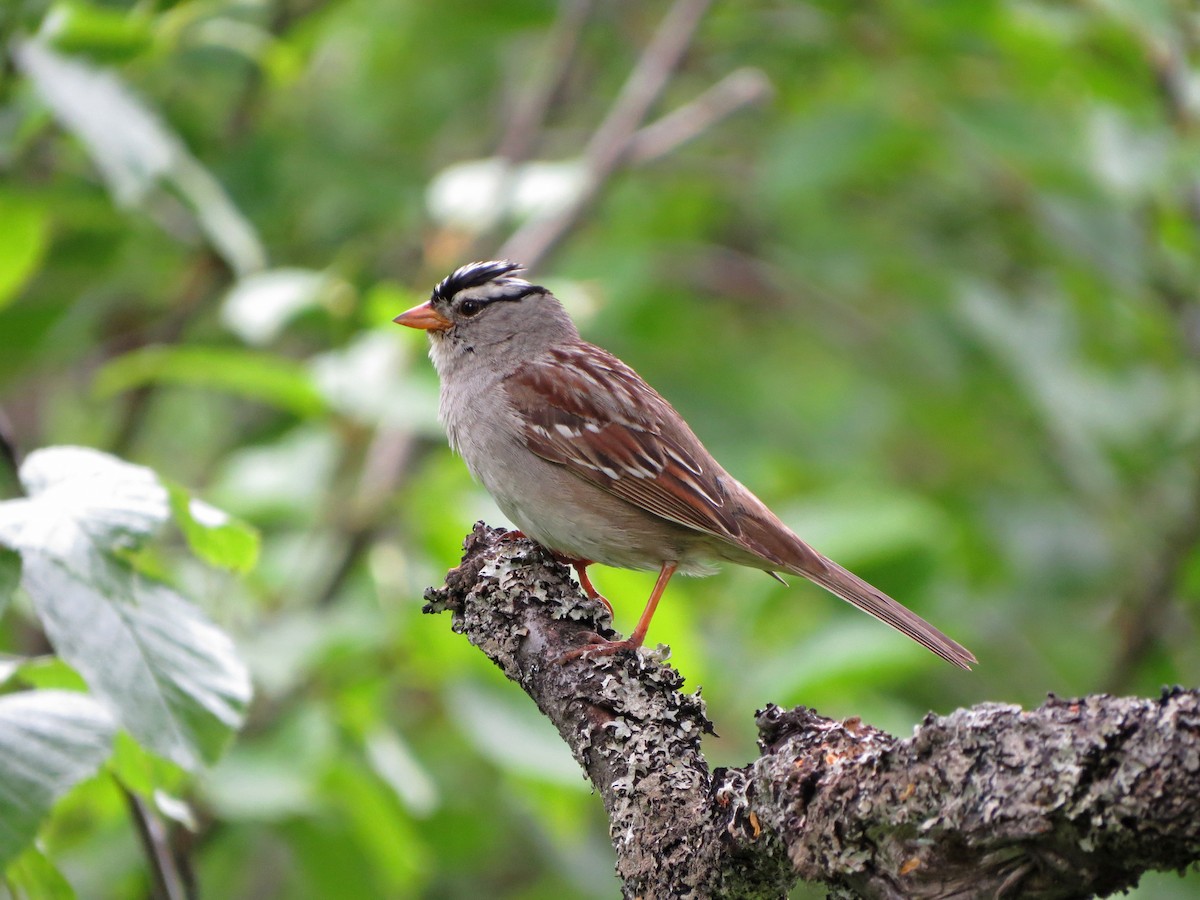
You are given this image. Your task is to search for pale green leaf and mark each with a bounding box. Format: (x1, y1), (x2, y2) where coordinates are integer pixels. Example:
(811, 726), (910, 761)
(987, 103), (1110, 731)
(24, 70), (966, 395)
(0, 690), (115, 868)
(94, 345), (326, 417)
(310, 332), (441, 432)
(219, 269), (332, 345)
(23, 551), (251, 770)
(42, 0), (153, 61)
(363, 727), (439, 817)
(0, 447), (168, 557)
(448, 682), (584, 787)
(0, 447), (252, 770)
(10, 657), (87, 693)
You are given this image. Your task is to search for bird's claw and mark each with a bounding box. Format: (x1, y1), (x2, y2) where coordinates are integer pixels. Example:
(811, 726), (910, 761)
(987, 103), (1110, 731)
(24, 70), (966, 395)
(554, 633), (639, 664)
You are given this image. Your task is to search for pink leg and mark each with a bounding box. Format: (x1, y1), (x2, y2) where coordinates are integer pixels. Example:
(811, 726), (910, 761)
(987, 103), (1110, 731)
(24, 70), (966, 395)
(570, 560), (613, 614)
(558, 561), (678, 661)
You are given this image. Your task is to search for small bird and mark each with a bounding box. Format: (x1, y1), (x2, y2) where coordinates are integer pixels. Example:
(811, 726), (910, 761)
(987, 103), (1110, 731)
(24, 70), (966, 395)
(396, 261), (975, 669)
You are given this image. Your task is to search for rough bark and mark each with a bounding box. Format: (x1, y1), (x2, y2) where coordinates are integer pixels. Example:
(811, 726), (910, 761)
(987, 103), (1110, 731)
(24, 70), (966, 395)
(423, 524), (1200, 899)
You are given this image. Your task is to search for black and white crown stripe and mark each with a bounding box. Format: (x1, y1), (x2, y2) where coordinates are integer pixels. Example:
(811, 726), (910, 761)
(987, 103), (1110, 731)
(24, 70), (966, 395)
(431, 260), (545, 308)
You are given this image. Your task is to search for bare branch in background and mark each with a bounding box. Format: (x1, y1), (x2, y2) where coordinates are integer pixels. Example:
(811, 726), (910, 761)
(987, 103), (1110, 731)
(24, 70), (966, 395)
(1107, 9), (1200, 690)
(124, 788), (193, 900)
(0, 409), (21, 480)
(427, 525), (1200, 899)
(626, 67), (773, 166)
(499, 0), (716, 269)
(462, 0), (598, 265)
(495, 0), (597, 166)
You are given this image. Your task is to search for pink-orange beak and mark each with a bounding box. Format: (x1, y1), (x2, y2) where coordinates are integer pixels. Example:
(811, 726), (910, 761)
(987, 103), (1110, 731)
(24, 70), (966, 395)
(394, 301), (452, 332)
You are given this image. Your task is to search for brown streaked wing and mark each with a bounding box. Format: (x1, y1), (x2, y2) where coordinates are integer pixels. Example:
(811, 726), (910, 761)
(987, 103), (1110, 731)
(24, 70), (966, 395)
(504, 344), (744, 541)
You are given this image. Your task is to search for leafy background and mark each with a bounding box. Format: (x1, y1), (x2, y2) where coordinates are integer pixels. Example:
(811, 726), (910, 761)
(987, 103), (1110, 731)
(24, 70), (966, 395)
(2, 0), (1199, 897)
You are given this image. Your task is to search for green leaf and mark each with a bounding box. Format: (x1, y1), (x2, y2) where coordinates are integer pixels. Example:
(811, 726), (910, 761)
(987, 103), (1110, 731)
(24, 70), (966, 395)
(0, 447), (252, 771)
(167, 484), (260, 573)
(11, 657), (88, 693)
(23, 551), (251, 770)
(0, 195), (49, 311)
(42, 0), (153, 62)
(0, 690), (115, 869)
(108, 732), (189, 814)
(94, 345), (326, 417)
(12, 40), (264, 276)
(0, 545), (19, 617)
(3, 843), (77, 900)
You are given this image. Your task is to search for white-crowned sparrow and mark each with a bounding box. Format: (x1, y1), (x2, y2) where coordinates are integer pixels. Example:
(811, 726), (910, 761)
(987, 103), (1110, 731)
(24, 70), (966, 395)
(396, 260), (975, 669)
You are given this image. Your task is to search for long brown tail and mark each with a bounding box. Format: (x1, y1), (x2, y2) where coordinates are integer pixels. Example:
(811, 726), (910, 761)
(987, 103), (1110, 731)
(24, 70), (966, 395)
(726, 489), (976, 668)
(796, 554), (976, 669)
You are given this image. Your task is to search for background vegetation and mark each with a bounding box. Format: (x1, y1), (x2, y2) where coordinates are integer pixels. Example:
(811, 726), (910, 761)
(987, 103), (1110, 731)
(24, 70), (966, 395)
(1, 0), (1199, 896)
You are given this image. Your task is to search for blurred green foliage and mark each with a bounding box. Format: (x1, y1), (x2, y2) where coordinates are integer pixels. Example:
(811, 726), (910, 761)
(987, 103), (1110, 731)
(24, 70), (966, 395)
(2, 0), (1199, 896)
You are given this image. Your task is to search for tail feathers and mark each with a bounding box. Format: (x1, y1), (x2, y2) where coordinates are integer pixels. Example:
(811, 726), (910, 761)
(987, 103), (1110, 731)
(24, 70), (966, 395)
(726, 492), (975, 668)
(797, 555), (976, 670)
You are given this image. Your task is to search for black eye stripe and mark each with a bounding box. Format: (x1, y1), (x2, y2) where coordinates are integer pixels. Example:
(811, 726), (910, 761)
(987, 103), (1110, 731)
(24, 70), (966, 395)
(455, 285), (542, 313)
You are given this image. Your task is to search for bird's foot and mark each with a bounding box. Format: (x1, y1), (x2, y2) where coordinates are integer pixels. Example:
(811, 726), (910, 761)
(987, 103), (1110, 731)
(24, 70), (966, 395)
(555, 632), (640, 664)
(501, 529), (527, 540)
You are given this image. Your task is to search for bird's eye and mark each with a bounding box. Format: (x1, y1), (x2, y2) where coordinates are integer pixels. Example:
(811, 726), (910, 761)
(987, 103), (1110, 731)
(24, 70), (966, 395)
(459, 299), (482, 317)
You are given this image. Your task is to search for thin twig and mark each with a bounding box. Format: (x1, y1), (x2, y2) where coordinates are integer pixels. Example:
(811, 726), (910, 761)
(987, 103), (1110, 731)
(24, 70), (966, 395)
(124, 787), (192, 900)
(465, 0), (597, 264)
(0, 409), (21, 483)
(108, 250), (226, 458)
(1106, 8), (1200, 689)
(495, 0), (596, 165)
(1108, 472), (1200, 692)
(499, 0), (714, 269)
(625, 67), (772, 166)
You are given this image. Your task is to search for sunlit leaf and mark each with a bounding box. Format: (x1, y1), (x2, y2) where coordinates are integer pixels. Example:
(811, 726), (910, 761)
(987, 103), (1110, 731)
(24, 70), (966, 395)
(310, 332), (441, 431)
(3, 843), (77, 900)
(94, 345), (326, 417)
(0, 195), (49, 311)
(107, 731), (188, 801)
(41, 0), (153, 62)
(10, 657), (87, 693)
(219, 269), (334, 345)
(166, 484), (260, 573)
(0, 690), (115, 868)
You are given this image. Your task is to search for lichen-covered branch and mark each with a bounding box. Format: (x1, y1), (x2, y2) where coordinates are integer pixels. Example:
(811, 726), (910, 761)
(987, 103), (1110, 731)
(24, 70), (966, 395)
(424, 524), (1200, 899)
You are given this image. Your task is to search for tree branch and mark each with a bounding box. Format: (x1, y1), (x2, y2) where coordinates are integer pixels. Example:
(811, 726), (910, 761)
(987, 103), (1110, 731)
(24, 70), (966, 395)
(498, 0), (714, 269)
(425, 524), (1200, 899)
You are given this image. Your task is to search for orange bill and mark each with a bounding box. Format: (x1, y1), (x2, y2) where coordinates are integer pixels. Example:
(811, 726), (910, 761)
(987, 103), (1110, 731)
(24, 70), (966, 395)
(394, 301), (452, 331)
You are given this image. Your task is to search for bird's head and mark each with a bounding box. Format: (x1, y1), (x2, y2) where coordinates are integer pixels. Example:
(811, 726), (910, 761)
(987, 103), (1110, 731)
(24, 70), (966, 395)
(396, 260), (578, 362)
